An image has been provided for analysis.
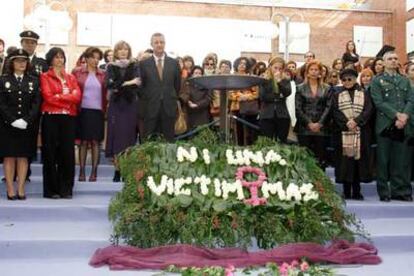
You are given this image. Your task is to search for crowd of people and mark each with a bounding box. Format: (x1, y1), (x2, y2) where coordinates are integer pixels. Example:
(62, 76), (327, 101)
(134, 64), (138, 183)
(0, 30), (414, 203)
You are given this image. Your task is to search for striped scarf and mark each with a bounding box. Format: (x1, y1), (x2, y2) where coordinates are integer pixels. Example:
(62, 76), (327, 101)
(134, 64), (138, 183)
(338, 89), (365, 160)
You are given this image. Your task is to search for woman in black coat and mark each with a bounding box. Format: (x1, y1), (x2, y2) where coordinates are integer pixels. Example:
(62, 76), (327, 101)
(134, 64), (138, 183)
(105, 41), (140, 182)
(331, 69), (373, 200)
(259, 57), (292, 143)
(0, 49), (40, 200)
(295, 60), (332, 169)
(180, 66), (212, 129)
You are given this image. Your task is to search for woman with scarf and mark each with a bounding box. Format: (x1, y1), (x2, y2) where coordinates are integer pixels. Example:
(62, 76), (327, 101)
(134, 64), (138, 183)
(331, 69), (374, 200)
(105, 41), (140, 182)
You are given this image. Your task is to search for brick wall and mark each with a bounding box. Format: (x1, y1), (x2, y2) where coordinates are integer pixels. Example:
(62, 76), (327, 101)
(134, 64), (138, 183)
(24, 0), (398, 68)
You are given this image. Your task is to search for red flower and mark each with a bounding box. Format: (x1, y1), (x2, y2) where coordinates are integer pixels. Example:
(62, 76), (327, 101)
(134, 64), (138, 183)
(212, 216), (220, 229)
(314, 181), (325, 195)
(137, 186), (145, 200)
(288, 219), (294, 228)
(134, 170), (145, 182)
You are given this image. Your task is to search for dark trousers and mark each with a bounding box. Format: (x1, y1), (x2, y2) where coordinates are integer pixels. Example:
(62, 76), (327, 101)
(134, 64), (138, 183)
(143, 103), (175, 142)
(376, 136), (413, 198)
(260, 117), (290, 143)
(41, 114), (76, 197)
(240, 114), (259, 145)
(342, 161), (361, 197)
(298, 134), (327, 169)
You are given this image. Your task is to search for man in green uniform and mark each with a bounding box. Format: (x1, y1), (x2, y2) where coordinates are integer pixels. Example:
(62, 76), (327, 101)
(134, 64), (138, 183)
(370, 49), (414, 202)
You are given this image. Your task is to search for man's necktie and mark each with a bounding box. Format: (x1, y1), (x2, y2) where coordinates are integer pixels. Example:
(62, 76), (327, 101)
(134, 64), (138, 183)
(157, 58), (163, 80)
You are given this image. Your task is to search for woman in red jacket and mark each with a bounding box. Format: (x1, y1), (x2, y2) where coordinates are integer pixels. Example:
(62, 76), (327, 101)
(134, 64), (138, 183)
(40, 47), (81, 199)
(72, 47), (107, 182)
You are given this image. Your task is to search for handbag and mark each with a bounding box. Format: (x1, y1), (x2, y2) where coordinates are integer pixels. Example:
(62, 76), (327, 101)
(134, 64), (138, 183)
(239, 100), (259, 115)
(175, 101), (187, 135)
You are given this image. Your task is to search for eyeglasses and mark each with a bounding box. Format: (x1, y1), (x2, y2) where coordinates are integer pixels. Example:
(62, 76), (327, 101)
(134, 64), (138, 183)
(341, 77), (354, 82)
(205, 63), (215, 66)
(305, 55), (314, 58)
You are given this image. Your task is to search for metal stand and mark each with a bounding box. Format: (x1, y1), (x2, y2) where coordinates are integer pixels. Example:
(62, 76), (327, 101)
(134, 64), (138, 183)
(187, 74), (266, 143)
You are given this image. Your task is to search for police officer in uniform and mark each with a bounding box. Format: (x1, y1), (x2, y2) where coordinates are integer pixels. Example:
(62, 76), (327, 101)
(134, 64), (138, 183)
(0, 49), (41, 200)
(370, 46), (414, 202)
(20, 30), (48, 181)
(20, 30), (48, 77)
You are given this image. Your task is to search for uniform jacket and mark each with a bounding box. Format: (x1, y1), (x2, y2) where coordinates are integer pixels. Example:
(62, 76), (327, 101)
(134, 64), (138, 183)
(72, 66), (107, 112)
(259, 78), (291, 120)
(0, 74), (41, 127)
(370, 72), (414, 136)
(40, 69), (82, 116)
(30, 55), (49, 77)
(139, 55), (181, 119)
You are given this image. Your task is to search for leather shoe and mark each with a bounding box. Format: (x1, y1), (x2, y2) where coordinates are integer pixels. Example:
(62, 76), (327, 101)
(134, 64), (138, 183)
(45, 194), (60, 199)
(391, 195), (413, 202)
(62, 195), (73, 199)
(352, 194), (364, 200)
(380, 196), (391, 202)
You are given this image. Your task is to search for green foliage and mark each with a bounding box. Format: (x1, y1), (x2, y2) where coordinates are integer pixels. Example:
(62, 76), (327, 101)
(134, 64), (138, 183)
(109, 130), (366, 249)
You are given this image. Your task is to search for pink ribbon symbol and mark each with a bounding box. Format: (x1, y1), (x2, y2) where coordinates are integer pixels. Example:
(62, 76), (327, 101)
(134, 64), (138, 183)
(235, 166), (267, 206)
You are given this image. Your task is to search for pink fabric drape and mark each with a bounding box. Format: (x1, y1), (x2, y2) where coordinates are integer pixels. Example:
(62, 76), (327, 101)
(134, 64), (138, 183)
(89, 240), (381, 270)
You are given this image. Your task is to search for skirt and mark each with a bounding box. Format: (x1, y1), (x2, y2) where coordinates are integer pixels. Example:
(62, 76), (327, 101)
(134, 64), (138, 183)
(0, 123), (38, 158)
(105, 97), (138, 157)
(76, 108), (104, 141)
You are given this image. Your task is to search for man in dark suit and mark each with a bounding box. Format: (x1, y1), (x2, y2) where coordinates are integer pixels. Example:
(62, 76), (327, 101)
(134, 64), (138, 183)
(296, 51), (315, 84)
(139, 33), (181, 142)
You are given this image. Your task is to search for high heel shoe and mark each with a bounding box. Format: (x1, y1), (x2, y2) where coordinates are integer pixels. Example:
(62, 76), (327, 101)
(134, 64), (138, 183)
(89, 174), (97, 182)
(7, 194), (17, 200)
(17, 194), (26, 200)
(78, 171), (86, 182)
(89, 168), (97, 182)
(113, 170), (121, 182)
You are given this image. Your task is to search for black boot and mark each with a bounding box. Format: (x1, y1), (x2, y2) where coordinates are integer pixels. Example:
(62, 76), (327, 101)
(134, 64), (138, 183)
(351, 181), (364, 200)
(342, 182), (352, 199)
(113, 170), (121, 182)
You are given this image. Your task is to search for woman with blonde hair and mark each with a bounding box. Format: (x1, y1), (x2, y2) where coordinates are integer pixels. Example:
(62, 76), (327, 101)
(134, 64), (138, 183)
(259, 56), (292, 143)
(295, 60), (332, 168)
(105, 41), (140, 182)
(359, 68), (374, 90)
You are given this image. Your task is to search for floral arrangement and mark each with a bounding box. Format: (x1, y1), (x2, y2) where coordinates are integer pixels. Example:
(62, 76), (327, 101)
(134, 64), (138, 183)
(159, 260), (334, 276)
(109, 129), (365, 249)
